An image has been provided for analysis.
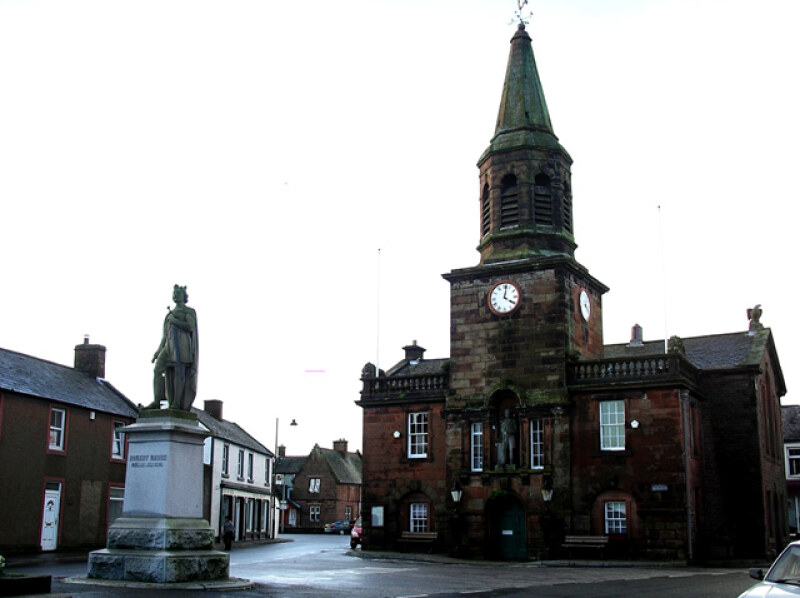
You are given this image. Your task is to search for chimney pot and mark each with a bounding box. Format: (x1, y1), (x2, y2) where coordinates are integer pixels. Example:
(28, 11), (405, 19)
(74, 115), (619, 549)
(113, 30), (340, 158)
(629, 324), (644, 347)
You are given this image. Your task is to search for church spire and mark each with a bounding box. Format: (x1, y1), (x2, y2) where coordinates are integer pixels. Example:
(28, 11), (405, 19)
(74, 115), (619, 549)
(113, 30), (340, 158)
(489, 23), (563, 156)
(477, 22), (575, 265)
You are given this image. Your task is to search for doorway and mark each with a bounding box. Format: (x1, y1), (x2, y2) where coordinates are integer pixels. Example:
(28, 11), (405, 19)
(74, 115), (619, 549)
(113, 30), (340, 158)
(488, 492), (527, 559)
(40, 481), (62, 551)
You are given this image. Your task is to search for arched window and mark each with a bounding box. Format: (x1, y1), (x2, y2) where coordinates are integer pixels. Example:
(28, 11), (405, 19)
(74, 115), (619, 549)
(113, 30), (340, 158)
(400, 492), (432, 532)
(533, 174), (553, 227)
(500, 174), (519, 229)
(481, 183), (491, 237)
(592, 490), (638, 538)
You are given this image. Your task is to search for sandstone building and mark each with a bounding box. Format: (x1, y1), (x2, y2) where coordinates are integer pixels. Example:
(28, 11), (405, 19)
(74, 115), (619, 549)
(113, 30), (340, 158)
(357, 22), (786, 562)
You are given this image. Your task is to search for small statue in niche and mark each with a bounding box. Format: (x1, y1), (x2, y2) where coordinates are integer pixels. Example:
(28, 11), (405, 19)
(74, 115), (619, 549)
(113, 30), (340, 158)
(144, 285), (199, 411)
(497, 409), (517, 467)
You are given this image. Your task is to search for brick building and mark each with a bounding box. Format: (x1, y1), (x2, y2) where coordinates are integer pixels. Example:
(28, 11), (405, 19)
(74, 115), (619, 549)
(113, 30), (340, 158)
(0, 338), (137, 553)
(285, 440), (362, 532)
(357, 22), (786, 562)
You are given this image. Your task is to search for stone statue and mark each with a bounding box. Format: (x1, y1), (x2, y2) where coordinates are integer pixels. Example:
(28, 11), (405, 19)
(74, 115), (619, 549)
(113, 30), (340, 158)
(748, 304), (763, 333)
(497, 409), (517, 467)
(667, 335), (685, 355)
(361, 363), (377, 378)
(145, 285), (199, 411)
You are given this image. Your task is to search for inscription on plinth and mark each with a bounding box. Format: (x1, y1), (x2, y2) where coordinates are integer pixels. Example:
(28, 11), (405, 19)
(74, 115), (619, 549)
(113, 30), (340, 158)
(130, 454), (168, 468)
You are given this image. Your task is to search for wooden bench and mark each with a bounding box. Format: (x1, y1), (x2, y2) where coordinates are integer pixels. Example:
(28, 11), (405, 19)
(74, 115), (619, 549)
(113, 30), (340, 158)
(561, 535), (609, 559)
(398, 531), (438, 553)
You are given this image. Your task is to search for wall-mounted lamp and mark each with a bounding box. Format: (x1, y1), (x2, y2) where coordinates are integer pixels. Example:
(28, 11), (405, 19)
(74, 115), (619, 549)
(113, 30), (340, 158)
(541, 477), (553, 503)
(393, 430), (401, 439)
(631, 420), (640, 429)
(450, 480), (463, 504)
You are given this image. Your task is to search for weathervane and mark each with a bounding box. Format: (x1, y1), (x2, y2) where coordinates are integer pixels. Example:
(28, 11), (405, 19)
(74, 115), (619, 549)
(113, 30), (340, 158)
(513, 0), (532, 26)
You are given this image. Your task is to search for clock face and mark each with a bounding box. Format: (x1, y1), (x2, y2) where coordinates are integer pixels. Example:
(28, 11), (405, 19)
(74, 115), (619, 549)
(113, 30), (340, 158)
(488, 281), (521, 315)
(579, 290), (591, 321)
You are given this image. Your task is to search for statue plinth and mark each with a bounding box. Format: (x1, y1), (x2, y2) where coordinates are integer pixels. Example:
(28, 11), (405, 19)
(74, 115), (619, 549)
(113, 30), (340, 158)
(88, 410), (232, 584)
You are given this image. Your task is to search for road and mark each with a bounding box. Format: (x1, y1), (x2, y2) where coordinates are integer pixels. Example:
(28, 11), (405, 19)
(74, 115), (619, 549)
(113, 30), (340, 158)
(9, 533), (757, 597)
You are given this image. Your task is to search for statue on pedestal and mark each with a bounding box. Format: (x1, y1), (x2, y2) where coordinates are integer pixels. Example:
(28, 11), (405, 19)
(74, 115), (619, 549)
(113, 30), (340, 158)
(144, 285), (198, 411)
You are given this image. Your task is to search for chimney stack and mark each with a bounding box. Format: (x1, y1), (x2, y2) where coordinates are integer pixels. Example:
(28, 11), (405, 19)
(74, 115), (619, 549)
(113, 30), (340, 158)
(403, 340), (426, 362)
(278, 445), (286, 458)
(333, 439), (348, 454)
(204, 400), (223, 420)
(74, 335), (106, 379)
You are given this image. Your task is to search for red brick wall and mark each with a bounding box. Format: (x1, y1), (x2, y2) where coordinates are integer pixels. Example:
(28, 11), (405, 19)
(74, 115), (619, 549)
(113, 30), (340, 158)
(361, 401), (447, 549)
(0, 392), (130, 552)
(571, 388), (697, 559)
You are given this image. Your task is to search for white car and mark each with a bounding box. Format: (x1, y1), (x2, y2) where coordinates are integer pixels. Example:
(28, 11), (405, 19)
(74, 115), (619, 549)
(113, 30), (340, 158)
(739, 542), (800, 597)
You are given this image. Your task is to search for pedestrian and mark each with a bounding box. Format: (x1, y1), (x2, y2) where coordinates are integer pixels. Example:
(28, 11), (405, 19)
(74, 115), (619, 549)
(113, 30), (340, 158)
(223, 517), (235, 550)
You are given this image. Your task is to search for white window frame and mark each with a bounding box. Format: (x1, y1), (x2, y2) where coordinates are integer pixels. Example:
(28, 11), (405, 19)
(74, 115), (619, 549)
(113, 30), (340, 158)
(604, 500), (627, 534)
(309, 505), (320, 522)
(49, 407), (66, 451)
(471, 422), (483, 472)
(410, 503), (428, 532)
(530, 419), (544, 469)
(309, 477), (320, 493)
(237, 449), (245, 479)
(408, 412), (428, 458)
(787, 446), (800, 478)
(600, 400), (625, 451)
(222, 444), (230, 476)
(247, 453), (254, 482)
(111, 420), (126, 460)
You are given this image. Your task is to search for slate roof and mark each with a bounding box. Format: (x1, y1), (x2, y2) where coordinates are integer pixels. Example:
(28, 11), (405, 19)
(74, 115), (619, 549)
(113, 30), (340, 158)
(386, 358), (449, 377)
(603, 331), (767, 370)
(783, 405), (800, 442)
(276, 456), (307, 475)
(315, 446), (362, 485)
(192, 407), (272, 456)
(0, 346), (137, 417)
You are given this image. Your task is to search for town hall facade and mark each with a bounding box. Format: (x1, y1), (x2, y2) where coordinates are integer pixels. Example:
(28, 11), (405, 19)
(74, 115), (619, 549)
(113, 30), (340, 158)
(357, 21), (786, 562)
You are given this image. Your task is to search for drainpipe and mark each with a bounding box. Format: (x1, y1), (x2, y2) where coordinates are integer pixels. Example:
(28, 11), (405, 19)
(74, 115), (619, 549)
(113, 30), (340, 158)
(681, 391), (694, 562)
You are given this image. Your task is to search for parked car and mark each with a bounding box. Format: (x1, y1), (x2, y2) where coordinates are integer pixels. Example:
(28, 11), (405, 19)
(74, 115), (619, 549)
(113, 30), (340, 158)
(324, 520), (352, 535)
(350, 517), (362, 549)
(738, 541), (800, 597)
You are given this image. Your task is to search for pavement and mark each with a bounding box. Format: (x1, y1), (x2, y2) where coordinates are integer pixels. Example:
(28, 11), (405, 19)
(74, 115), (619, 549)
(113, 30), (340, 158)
(2, 538), (762, 597)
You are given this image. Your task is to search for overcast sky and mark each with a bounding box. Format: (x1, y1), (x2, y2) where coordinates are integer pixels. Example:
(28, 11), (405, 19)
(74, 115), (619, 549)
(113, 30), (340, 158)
(1, 0), (797, 456)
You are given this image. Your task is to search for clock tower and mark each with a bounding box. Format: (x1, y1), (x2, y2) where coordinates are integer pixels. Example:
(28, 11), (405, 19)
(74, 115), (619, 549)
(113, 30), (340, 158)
(442, 21), (607, 451)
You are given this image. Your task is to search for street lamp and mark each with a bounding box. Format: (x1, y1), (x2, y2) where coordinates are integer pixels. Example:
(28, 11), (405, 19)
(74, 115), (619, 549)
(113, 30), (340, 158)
(541, 476), (553, 559)
(274, 417), (298, 536)
(450, 480), (463, 557)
